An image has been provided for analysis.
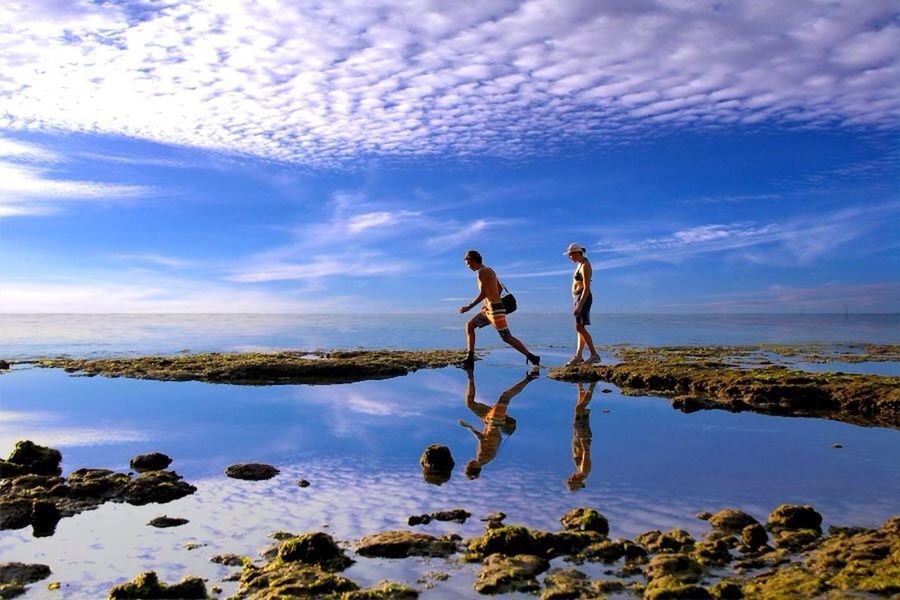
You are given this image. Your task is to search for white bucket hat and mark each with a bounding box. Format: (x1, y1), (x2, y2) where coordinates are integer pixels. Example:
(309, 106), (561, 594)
(564, 243), (586, 255)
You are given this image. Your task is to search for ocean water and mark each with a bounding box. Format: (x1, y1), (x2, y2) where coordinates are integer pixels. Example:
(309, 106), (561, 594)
(0, 314), (898, 598)
(1, 312), (898, 359)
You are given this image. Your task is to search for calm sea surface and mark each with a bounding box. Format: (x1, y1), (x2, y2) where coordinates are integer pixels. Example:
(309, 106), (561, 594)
(0, 313), (898, 598)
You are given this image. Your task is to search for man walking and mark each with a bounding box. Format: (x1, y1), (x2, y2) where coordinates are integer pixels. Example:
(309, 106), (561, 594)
(458, 250), (540, 370)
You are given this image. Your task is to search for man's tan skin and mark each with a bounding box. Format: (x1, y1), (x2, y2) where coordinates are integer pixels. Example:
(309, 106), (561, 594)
(458, 250), (539, 369)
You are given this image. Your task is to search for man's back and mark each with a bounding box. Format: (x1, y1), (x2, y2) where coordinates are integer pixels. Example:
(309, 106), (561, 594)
(477, 266), (502, 304)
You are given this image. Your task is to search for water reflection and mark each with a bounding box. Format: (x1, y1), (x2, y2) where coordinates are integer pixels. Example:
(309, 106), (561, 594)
(567, 381), (596, 492)
(458, 370), (537, 479)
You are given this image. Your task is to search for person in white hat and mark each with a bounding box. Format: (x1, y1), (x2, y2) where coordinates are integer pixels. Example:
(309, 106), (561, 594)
(564, 243), (600, 365)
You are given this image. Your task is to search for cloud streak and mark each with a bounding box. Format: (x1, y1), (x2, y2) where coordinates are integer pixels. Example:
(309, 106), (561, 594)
(0, 0), (896, 165)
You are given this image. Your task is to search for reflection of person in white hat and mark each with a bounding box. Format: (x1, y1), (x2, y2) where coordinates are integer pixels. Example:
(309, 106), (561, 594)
(564, 243), (600, 366)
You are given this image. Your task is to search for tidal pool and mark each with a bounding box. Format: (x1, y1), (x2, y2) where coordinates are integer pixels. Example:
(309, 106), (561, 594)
(1, 348), (899, 598)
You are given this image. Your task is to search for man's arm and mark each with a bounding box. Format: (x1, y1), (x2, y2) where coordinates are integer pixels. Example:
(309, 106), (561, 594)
(459, 270), (487, 313)
(575, 262), (593, 310)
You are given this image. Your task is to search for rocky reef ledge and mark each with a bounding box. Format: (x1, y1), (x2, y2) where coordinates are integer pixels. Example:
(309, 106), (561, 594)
(550, 346), (900, 429)
(34, 350), (462, 385)
(100, 504), (899, 599)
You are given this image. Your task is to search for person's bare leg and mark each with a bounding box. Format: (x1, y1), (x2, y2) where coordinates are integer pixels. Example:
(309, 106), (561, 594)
(501, 332), (540, 366)
(465, 320), (477, 353)
(576, 323), (597, 356)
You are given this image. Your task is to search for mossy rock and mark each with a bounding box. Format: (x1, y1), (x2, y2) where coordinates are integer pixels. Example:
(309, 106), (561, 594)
(236, 562), (358, 598)
(341, 580), (419, 599)
(107, 571), (208, 599)
(466, 525), (546, 559)
(740, 523), (768, 549)
(119, 471), (197, 505)
(474, 554), (549, 594)
(766, 504), (822, 531)
(644, 554), (704, 583)
(708, 509), (760, 533)
(637, 529), (695, 553)
(5, 442), (62, 477)
(740, 565), (828, 599)
(540, 567), (594, 599)
(129, 453), (172, 473)
(277, 532), (352, 571)
(356, 531), (458, 558)
(560, 507), (609, 535)
(643, 577), (714, 599)
(773, 528), (821, 552)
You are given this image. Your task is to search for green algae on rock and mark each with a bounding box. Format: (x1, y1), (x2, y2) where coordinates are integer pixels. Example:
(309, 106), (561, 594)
(37, 349), (463, 385)
(356, 531), (459, 558)
(474, 554), (549, 594)
(277, 532), (353, 571)
(550, 353), (900, 428)
(343, 580), (420, 599)
(107, 571), (207, 599)
(560, 507), (609, 535)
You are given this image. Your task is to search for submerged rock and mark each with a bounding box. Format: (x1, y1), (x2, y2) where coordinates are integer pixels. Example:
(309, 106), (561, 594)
(474, 554), (549, 594)
(147, 516), (189, 528)
(129, 452), (172, 473)
(356, 531), (458, 558)
(107, 571), (208, 599)
(235, 563), (358, 598)
(225, 463), (280, 481)
(637, 528), (695, 553)
(0, 563), (52, 585)
(343, 580), (419, 599)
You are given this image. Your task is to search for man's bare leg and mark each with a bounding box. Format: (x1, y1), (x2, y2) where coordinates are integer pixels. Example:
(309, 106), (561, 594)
(500, 331), (540, 367)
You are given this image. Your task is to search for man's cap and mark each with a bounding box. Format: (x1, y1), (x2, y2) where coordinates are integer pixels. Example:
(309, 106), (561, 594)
(564, 243), (586, 255)
(464, 249), (482, 262)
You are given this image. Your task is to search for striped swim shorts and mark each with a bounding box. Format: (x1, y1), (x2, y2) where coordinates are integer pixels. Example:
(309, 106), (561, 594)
(471, 301), (510, 334)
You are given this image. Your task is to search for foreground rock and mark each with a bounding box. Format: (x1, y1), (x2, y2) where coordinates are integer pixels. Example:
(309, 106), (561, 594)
(38, 349), (462, 385)
(0, 441), (62, 478)
(550, 347), (900, 428)
(213, 504), (898, 598)
(0, 562), (51, 599)
(147, 516), (189, 528)
(0, 442), (196, 536)
(108, 571), (207, 599)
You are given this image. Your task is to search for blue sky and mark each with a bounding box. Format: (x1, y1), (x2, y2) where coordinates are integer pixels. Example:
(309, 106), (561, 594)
(0, 0), (897, 313)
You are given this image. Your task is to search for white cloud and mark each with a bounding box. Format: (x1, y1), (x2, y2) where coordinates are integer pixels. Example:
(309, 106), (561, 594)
(660, 281), (900, 312)
(0, 0), (896, 165)
(0, 278), (359, 312)
(0, 160), (157, 217)
(111, 253), (195, 269)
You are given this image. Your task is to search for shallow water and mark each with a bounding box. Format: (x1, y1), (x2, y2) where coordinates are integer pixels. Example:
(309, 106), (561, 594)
(1, 348), (899, 598)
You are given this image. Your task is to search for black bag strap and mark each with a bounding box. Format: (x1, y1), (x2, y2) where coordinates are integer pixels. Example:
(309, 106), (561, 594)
(500, 281), (512, 295)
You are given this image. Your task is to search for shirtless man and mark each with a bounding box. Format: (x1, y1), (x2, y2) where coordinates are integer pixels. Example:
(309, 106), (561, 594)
(458, 249), (540, 370)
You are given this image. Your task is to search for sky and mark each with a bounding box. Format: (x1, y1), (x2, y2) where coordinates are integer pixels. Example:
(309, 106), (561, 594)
(0, 0), (897, 313)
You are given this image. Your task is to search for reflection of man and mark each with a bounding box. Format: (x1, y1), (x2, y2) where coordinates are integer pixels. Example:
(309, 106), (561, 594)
(567, 382), (596, 491)
(459, 369), (537, 479)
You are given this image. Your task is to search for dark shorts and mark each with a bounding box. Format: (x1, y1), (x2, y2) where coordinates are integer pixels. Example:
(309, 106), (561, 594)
(574, 292), (592, 326)
(471, 301), (510, 335)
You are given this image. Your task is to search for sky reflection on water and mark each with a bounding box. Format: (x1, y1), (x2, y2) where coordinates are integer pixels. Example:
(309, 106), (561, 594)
(0, 350), (898, 598)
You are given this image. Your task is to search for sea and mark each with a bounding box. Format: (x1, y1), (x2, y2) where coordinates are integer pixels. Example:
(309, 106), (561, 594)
(0, 313), (898, 598)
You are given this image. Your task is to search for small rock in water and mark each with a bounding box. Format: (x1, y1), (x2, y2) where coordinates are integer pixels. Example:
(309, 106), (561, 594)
(183, 542), (207, 551)
(148, 516), (189, 528)
(129, 452), (172, 473)
(225, 463), (279, 480)
(420, 444), (454, 485)
(696, 511), (713, 521)
(601, 388), (612, 393)
(408, 514), (432, 526)
(297, 479), (310, 487)
(831, 443), (843, 448)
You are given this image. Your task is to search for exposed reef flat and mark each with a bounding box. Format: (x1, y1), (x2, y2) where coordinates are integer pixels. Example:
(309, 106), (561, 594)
(609, 343), (900, 365)
(550, 345), (900, 429)
(105, 505), (899, 599)
(33, 350), (463, 385)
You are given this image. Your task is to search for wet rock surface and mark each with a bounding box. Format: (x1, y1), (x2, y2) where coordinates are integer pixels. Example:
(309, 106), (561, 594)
(129, 452), (172, 472)
(147, 515), (189, 528)
(225, 463), (280, 481)
(107, 571), (208, 599)
(474, 554), (549, 594)
(356, 531), (459, 558)
(560, 507), (609, 535)
(419, 444), (455, 485)
(0, 442), (196, 536)
(38, 349), (462, 385)
(0, 562), (52, 599)
(549, 345), (900, 428)
(277, 532), (353, 571)
(408, 508), (471, 526)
